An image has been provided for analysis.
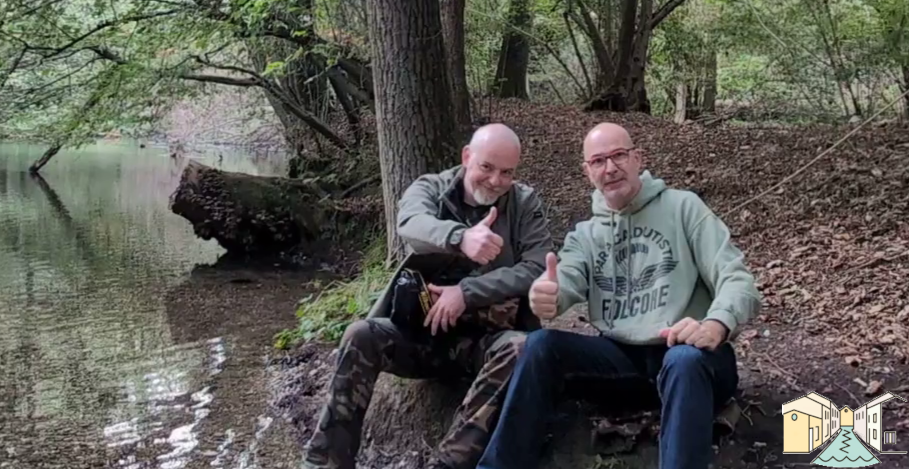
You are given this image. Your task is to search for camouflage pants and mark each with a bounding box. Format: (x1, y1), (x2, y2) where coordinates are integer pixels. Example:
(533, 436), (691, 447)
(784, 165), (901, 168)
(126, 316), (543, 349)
(303, 317), (527, 469)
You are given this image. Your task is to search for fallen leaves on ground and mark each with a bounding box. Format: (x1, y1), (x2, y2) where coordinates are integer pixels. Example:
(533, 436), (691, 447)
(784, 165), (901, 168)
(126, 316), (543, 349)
(482, 99), (909, 366)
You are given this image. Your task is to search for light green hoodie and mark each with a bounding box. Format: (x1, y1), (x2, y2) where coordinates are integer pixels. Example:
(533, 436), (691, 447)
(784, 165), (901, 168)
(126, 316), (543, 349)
(554, 171), (762, 345)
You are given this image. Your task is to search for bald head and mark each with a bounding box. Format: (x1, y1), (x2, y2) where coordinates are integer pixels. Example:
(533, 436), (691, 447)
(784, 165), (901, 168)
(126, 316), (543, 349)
(469, 123), (521, 154)
(583, 122), (634, 158)
(461, 123), (522, 206)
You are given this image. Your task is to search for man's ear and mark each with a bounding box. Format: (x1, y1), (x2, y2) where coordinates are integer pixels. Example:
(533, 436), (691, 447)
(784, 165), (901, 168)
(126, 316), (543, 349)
(461, 146), (470, 166)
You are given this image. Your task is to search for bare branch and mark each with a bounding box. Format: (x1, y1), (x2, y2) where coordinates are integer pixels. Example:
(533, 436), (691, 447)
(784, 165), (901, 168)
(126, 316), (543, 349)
(651, 0), (687, 29)
(89, 46), (128, 64)
(180, 74), (259, 86)
(0, 48), (27, 90)
(563, 11), (592, 95)
(15, 58), (102, 97)
(3, 0), (67, 24)
(327, 66), (373, 109)
(34, 9), (183, 59)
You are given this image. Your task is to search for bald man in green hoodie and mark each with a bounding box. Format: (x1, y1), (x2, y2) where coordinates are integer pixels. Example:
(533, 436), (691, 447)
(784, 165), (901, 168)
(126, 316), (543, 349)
(476, 122), (762, 469)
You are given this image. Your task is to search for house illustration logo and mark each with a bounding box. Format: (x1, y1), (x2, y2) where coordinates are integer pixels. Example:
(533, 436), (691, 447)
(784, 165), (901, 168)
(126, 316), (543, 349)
(782, 390), (907, 467)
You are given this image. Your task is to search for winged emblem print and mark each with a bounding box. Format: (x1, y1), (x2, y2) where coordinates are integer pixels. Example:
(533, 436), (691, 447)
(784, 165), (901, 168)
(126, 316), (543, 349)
(593, 242), (678, 295)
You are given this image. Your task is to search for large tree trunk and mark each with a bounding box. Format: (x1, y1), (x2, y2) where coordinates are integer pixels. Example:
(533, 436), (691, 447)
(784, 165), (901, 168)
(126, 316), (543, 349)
(441, 0), (472, 144)
(367, 0), (459, 263)
(493, 0), (533, 99)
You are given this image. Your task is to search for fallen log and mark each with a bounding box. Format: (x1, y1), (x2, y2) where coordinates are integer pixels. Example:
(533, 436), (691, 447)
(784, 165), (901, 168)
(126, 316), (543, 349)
(169, 159), (339, 254)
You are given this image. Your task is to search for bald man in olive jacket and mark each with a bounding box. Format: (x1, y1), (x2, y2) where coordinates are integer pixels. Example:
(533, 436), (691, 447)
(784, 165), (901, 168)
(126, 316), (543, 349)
(302, 124), (554, 469)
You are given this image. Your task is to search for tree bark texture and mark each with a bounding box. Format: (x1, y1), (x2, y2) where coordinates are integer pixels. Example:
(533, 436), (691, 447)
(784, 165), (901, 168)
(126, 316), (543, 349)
(441, 0), (472, 144)
(366, 0), (459, 263)
(493, 0), (533, 99)
(169, 160), (362, 255)
(626, 0), (653, 114)
(901, 65), (909, 120)
(674, 82), (687, 124)
(702, 50), (718, 114)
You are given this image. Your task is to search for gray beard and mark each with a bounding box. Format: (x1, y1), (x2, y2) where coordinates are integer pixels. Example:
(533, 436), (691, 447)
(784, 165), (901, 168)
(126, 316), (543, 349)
(472, 188), (499, 205)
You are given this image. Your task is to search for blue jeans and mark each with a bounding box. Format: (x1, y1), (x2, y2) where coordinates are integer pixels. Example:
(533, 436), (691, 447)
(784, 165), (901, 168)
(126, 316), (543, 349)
(476, 328), (739, 469)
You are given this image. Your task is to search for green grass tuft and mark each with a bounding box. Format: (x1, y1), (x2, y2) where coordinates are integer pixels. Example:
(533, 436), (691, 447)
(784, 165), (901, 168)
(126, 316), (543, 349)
(273, 239), (392, 350)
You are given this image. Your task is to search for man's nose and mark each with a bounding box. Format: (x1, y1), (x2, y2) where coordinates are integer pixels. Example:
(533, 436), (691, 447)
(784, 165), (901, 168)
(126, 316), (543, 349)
(604, 158), (618, 172)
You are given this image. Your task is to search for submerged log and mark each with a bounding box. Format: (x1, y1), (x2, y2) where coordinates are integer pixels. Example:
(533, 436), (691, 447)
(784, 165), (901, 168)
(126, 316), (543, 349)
(170, 159), (334, 254)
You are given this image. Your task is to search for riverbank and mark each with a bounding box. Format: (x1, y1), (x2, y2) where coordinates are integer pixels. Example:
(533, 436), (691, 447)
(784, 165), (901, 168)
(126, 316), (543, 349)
(264, 100), (909, 468)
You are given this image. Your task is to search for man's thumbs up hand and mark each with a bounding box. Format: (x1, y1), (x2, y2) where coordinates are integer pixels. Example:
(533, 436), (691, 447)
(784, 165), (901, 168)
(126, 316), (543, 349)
(545, 251), (558, 281)
(479, 206), (498, 227)
(459, 207), (504, 265)
(530, 252), (560, 320)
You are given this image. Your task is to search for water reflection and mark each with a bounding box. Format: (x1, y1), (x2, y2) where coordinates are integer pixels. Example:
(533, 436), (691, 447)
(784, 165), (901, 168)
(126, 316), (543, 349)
(0, 141), (300, 469)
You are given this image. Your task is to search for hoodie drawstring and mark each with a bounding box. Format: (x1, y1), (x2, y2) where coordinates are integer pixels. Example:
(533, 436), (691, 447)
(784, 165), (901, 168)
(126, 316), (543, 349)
(609, 213), (616, 329)
(606, 211), (634, 330)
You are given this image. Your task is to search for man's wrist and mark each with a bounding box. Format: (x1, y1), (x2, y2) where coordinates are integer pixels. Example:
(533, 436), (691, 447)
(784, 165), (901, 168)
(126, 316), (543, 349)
(448, 226), (467, 252)
(704, 319), (730, 341)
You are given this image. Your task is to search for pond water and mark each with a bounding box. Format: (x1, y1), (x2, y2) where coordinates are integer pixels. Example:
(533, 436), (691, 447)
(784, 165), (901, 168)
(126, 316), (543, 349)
(0, 141), (303, 469)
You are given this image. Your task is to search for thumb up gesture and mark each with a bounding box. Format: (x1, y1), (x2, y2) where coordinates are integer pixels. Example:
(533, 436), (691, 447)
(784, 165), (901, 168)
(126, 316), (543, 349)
(460, 207), (504, 265)
(529, 252), (559, 319)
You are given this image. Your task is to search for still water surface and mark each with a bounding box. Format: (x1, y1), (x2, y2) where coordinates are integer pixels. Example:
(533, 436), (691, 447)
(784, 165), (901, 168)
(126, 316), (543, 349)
(0, 142), (301, 468)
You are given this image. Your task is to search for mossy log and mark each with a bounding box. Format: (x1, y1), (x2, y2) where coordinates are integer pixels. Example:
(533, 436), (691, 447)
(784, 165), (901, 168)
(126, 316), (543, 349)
(169, 160), (336, 254)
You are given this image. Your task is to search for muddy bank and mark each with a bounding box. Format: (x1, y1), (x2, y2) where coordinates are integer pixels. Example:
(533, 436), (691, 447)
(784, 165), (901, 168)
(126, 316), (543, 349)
(152, 262), (342, 469)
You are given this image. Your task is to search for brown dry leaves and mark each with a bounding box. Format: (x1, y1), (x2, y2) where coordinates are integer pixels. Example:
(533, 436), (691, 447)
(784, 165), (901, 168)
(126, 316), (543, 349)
(484, 99), (909, 366)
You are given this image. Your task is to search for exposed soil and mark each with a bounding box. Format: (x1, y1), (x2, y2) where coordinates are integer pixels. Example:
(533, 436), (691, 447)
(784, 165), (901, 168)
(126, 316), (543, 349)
(262, 100), (909, 469)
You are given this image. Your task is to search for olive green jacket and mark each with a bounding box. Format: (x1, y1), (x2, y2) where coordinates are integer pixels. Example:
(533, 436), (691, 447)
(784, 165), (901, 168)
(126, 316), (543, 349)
(367, 165), (554, 332)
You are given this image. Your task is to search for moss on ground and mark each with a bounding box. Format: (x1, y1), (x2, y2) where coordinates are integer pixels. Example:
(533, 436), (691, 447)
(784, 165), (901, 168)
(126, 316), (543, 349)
(273, 238), (391, 349)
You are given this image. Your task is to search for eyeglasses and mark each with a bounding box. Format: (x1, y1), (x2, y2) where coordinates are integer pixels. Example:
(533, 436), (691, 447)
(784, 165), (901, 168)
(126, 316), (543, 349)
(583, 147), (637, 169)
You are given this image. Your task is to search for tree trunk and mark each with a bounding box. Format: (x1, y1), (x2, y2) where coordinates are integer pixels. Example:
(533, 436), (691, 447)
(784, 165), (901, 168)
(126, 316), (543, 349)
(441, 0), (472, 144)
(583, 0), (637, 112)
(626, 0), (653, 113)
(582, 0), (688, 113)
(367, 0), (459, 263)
(493, 0), (533, 99)
(702, 50), (718, 114)
(901, 65), (909, 120)
(674, 82), (687, 125)
(29, 142), (63, 173)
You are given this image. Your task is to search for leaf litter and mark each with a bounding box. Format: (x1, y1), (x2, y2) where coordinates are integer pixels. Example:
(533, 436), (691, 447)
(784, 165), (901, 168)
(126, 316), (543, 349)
(483, 99), (909, 451)
(272, 99), (909, 467)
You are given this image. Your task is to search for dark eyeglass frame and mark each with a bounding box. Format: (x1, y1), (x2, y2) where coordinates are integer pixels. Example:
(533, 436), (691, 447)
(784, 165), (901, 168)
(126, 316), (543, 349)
(582, 147), (639, 169)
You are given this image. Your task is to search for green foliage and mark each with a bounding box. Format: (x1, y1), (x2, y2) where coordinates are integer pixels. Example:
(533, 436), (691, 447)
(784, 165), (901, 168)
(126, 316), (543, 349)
(645, 0), (909, 123)
(0, 0), (358, 146)
(273, 238), (391, 350)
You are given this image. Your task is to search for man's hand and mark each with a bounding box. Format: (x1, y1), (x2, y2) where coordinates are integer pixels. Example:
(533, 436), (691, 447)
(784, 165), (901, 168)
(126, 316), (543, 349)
(424, 284), (466, 335)
(529, 253), (559, 320)
(459, 207), (504, 265)
(658, 317), (728, 351)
